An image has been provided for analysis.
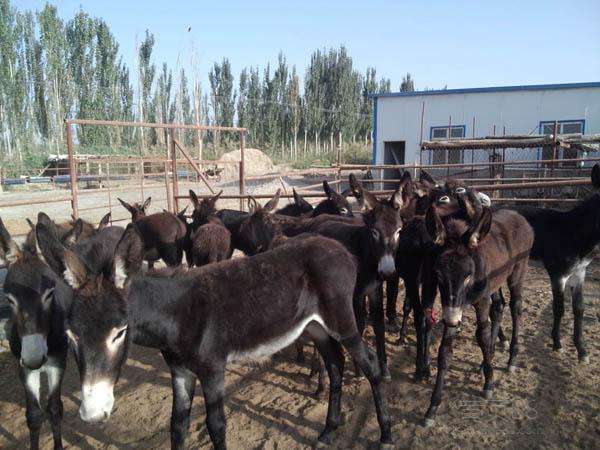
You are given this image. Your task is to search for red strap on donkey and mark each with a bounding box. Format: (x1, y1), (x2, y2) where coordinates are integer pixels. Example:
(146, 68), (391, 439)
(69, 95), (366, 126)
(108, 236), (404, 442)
(425, 307), (438, 326)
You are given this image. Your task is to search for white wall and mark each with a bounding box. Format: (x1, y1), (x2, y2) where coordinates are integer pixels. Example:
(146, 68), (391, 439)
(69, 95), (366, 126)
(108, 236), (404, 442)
(374, 86), (600, 166)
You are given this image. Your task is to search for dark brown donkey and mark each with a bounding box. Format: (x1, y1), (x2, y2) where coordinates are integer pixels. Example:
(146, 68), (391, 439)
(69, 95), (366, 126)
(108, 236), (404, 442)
(422, 203), (533, 427)
(38, 224), (393, 449)
(501, 163), (600, 363)
(118, 197), (187, 268)
(307, 173), (413, 380)
(188, 190), (231, 266)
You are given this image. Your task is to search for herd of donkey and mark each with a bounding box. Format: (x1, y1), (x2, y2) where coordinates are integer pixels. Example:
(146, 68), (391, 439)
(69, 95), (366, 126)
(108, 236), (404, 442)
(1, 162), (599, 449)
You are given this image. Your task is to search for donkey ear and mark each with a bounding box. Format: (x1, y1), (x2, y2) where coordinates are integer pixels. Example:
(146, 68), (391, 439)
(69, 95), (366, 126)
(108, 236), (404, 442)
(112, 224), (144, 290)
(425, 205), (445, 246)
(263, 189), (281, 213)
(24, 219), (38, 255)
(464, 208), (493, 249)
(189, 190), (200, 208)
(35, 222), (66, 276)
(348, 173), (363, 198)
(419, 170), (436, 185)
(390, 171), (412, 209)
(211, 190), (223, 206)
(117, 198), (134, 215)
(98, 213), (111, 231)
(62, 219), (84, 247)
(142, 197), (152, 212)
(0, 216), (21, 266)
(457, 194), (477, 220)
(362, 189), (380, 211)
(178, 205), (188, 217)
(62, 249), (89, 289)
(293, 188), (312, 210)
(323, 180), (333, 199)
(247, 196), (259, 214)
(591, 164), (600, 189)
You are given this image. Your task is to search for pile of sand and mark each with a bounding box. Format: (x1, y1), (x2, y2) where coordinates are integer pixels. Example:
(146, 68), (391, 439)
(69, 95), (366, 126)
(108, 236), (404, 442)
(219, 148), (274, 180)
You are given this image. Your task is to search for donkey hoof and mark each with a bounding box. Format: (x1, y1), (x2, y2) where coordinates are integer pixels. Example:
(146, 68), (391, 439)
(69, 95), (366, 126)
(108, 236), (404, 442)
(315, 440), (329, 449)
(552, 345), (563, 353)
(422, 417), (435, 428)
(483, 389), (493, 400)
(508, 364), (517, 373)
(500, 340), (510, 351)
(382, 367), (392, 381)
(579, 355), (590, 364)
(379, 442), (395, 450)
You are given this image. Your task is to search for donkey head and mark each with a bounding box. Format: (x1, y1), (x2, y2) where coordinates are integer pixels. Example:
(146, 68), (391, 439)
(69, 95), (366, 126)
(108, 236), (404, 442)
(426, 204), (492, 327)
(118, 197), (151, 221)
(189, 190), (222, 229)
(276, 189), (314, 216)
(361, 171), (412, 279)
(237, 189), (281, 255)
(1, 217), (57, 370)
(36, 223), (143, 423)
(313, 180), (353, 217)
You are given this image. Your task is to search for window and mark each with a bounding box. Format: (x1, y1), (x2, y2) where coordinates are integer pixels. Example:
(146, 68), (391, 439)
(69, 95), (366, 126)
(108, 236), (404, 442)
(430, 125), (465, 164)
(539, 120), (585, 165)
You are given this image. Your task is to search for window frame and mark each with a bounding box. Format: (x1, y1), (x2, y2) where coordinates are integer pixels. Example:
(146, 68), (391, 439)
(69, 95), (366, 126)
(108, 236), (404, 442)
(429, 125), (466, 165)
(538, 119), (585, 162)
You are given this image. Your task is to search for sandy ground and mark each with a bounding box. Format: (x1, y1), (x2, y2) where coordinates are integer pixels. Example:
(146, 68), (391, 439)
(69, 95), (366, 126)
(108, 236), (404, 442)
(0, 261), (599, 449)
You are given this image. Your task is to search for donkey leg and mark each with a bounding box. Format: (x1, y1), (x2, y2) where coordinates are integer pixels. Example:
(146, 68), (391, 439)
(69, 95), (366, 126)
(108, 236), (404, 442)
(369, 284), (391, 381)
(168, 363), (198, 450)
(490, 290), (506, 359)
(423, 324), (457, 427)
(305, 323), (345, 446)
(474, 298), (494, 398)
(46, 363), (65, 450)
(342, 334), (393, 447)
(507, 282), (524, 372)
(199, 366), (227, 450)
(550, 276), (567, 352)
(19, 367), (43, 450)
(570, 269), (589, 363)
(385, 274), (400, 332)
(418, 259), (437, 380)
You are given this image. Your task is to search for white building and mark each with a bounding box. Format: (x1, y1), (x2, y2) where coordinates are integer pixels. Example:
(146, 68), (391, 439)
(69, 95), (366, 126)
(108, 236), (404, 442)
(370, 82), (600, 172)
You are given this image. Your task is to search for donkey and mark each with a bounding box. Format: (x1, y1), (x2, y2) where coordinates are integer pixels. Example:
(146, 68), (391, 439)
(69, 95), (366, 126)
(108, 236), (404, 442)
(38, 224), (394, 449)
(118, 197), (186, 268)
(1, 216), (70, 450)
(422, 203), (533, 427)
(307, 172), (413, 380)
(188, 190), (231, 266)
(502, 163), (600, 363)
(312, 180), (354, 217)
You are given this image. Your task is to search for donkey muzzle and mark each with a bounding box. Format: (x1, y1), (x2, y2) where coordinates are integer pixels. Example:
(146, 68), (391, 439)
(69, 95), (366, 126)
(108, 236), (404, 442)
(79, 380), (115, 423)
(442, 306), (463, 327)
(378, 253), (396, 279)
(20, 334), (48, 370)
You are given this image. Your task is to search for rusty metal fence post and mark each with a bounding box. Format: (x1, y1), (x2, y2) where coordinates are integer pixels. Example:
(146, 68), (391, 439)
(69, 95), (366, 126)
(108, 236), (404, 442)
(65, 120), (79, 219)
(239, 131), (246, 211)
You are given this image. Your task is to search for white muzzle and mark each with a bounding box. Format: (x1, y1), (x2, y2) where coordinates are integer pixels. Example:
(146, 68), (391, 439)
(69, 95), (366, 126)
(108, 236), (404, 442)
(79, 380), (115, 423)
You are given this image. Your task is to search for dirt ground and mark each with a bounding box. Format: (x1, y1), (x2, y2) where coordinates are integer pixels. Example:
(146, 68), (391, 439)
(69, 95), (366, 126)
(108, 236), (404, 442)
(0, 261), (599, 449)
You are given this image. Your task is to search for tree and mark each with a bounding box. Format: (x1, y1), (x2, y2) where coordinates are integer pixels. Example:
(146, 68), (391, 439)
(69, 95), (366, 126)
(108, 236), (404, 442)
(400, 73), (414, 92)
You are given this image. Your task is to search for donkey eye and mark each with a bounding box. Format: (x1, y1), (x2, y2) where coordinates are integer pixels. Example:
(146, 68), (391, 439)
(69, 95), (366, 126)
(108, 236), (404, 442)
(6, 294), (17, 309)
(394, 227), (402, 240)
(438, 195), (450, 204)
(113, 327), (128, 343)
(65, 329), (78, 346)
(464, 275), (472, 286)
(371, 229), (380, 240)
(339, 208), (348, 214)
(455, 187), (466, 194)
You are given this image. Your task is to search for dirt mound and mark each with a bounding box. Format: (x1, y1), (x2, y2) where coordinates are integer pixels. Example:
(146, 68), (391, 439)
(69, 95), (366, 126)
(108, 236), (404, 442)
(220, 148), (274, 180)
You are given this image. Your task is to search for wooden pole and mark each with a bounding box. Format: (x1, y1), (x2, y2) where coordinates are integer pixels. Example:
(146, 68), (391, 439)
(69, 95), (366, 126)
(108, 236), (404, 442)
(419, 101), (425, 169)
(66, 120), (79, 219)
(164, 161), (172, 213)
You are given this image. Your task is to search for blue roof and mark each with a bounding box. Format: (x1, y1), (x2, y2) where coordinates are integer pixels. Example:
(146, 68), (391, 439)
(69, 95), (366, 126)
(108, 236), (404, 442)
(369, 82), (600, 99)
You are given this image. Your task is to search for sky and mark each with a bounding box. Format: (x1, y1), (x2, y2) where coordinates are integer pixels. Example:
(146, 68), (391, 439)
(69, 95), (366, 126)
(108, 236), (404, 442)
(13, 0), (600, 93)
